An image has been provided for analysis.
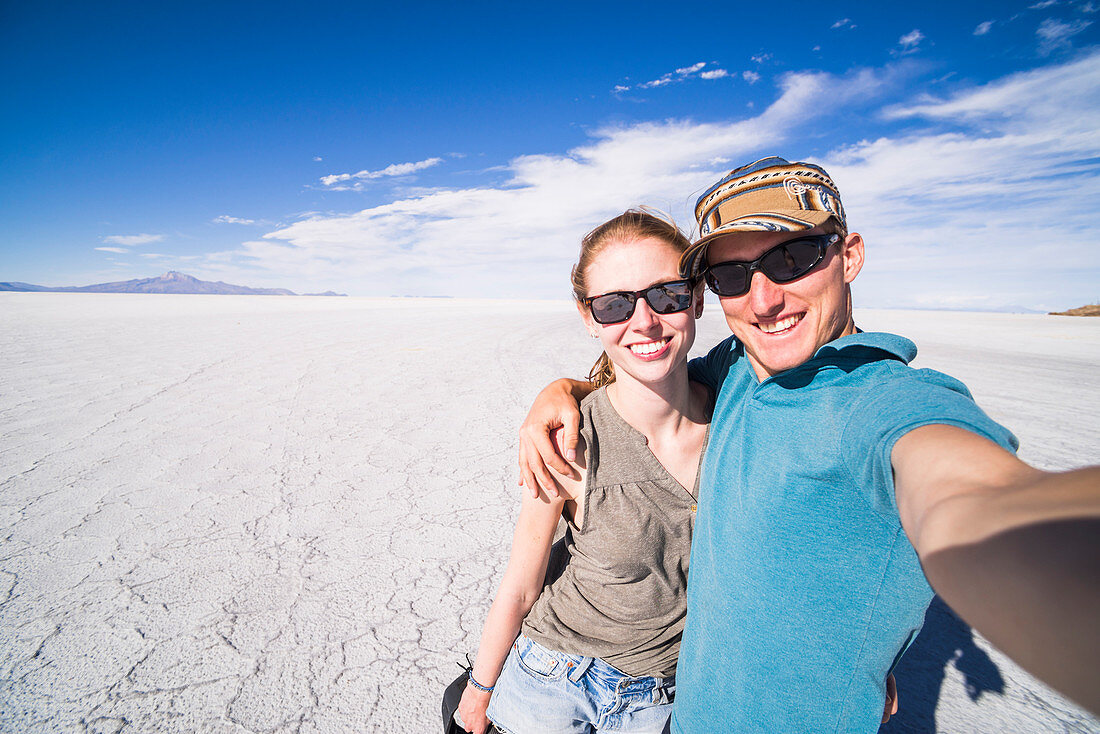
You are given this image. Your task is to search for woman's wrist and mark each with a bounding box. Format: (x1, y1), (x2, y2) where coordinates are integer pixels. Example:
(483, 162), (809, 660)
(466, 668), (495, 692)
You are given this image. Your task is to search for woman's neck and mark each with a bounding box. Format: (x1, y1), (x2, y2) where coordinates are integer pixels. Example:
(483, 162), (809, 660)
(604, 364), (705, 440)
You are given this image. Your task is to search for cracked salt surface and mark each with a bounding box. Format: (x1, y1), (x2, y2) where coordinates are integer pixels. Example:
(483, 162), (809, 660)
(0, 294), (1097, 732)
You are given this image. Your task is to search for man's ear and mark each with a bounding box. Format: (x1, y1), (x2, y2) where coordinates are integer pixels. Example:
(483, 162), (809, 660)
(840, 232), (865, 284)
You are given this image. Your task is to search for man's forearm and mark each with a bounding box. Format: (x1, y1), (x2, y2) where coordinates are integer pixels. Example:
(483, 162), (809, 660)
(564, 378), (596, 402)
(923, 514), (1099, 714)
(915, 465), (1100, 715)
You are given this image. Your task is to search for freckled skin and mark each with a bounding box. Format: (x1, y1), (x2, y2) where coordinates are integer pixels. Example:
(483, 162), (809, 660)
(704, 227), (865, 382)
(579, 237), (702, 394)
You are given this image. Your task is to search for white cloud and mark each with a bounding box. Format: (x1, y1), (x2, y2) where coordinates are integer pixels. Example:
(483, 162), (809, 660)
(743, 71), (761, 84)
(312, 156), (323, 162)
(213, 215), (256, 225)
(95, 246), (128, 254)
(102, 233), (164, 246)
(832, 18), (854, 29)
(899, 29), (925, 48)
(207, 68), (892, 297)
(676, 62), (706, 75)
(751, 53), (772, 64)
(974, 20), (995, 35)
(1036, 17), (1093, 54)
(827, 51), (1100, 308)
(1081, 2), (1098, 12)
(618, 62), (731, 92)
(320, 157), (444, 189)
(1030, 0), (1059, 8)
(204, 53), (1100, 309)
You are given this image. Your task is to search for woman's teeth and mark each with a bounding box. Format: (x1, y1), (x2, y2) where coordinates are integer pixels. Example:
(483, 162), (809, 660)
(758, 314), (803, 334)
(629, 338), (669, 355)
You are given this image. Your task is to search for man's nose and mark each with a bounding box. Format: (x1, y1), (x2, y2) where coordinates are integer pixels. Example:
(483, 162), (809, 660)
(746, 271), (784, 315)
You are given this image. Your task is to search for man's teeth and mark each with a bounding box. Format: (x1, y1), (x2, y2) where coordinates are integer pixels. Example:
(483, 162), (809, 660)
(629, 338), (669, 355)
(758, 314), (802, 334)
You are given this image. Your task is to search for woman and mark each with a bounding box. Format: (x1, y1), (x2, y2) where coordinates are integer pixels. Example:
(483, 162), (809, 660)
(457, 210), (711, 733)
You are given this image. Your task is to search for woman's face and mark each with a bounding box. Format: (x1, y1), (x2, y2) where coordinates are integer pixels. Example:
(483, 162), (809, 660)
(579, 236), (702, 391)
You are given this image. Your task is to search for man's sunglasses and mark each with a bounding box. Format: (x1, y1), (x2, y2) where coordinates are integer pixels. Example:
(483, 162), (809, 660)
(583, 279), (696, 325)
(703, 233), (840, 297)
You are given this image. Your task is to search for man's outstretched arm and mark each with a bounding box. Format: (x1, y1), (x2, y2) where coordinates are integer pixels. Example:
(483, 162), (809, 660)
(893, 425), (1100, 714)
(517, 378), (594, 498)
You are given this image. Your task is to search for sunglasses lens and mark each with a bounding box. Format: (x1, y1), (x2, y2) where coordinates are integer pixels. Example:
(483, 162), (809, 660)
(759, 239), (823, 282)
(705, 264), (750, 297)
(589, 293), (635, 324)
(645, 281), (694, 314)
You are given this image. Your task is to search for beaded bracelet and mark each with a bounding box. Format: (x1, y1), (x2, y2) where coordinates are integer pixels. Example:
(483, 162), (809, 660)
(466, 668), (495, 693)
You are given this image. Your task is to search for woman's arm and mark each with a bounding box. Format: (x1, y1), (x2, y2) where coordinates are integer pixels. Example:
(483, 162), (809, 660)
(457, 453), (585, 733)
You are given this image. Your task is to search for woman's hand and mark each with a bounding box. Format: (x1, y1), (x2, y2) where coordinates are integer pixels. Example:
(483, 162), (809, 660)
(457, 683), (493, 734)
(518, 378), (590, 498)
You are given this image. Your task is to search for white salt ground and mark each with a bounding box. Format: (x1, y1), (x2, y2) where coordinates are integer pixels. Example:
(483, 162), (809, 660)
(0, 293), (1096, 733)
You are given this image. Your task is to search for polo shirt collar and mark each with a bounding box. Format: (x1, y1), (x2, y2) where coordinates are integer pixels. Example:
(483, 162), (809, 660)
(810, 331), (917, 364)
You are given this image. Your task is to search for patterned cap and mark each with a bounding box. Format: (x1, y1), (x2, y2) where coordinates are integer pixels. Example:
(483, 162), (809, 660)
(680, 156), (846, 277)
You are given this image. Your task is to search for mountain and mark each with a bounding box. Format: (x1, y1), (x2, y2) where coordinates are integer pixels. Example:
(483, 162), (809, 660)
(0, 271), (346, 296)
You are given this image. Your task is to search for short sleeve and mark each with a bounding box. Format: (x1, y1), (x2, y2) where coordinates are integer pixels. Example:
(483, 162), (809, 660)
(842, 367), (1019, 519)
(688, 336), (738, 392)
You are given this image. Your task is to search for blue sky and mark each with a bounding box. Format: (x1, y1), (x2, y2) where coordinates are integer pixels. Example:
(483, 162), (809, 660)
(2, 1), (1098, 310)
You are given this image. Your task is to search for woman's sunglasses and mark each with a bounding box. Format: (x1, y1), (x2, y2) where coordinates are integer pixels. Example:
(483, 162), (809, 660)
(703, 233), (840, 297)
(583, 279), (696, 325)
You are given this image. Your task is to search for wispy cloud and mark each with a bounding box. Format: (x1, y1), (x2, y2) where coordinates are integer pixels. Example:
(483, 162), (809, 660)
(197, 53), (1099, 309)
(1030, 0), (1059, 8)
(750, 53), (772, 64)
(1036, 17), (1093, 54)
(617, 62), (730, 92)
(213, 215), (256, 225)
(95, 246), (128, 254)
(830, 51), (1100, 308)
(897, 29), (926, 53)
(205, 68), (894, 297)
(832, 18), (855, 30)
(101, 233), (164, 246)
(974, 20), (995, 35)
(319, 157), (444, 189)
(743, 71), (761, 84)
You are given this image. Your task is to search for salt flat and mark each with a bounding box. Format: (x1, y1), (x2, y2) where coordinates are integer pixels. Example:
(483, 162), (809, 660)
(1, 293), (1097, 733)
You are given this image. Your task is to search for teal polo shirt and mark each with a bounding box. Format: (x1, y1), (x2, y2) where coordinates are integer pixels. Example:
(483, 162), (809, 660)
(673, 332), (1018, 732)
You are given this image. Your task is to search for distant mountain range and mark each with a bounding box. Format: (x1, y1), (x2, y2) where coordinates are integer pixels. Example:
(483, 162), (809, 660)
(0, 271), (346, 297)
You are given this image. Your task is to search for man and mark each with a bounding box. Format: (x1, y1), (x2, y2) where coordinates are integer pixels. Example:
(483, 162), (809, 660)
(518, 156), (1099, 730)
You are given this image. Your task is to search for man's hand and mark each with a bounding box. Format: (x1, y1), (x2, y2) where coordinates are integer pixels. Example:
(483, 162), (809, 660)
(518, 378), (591, 498)
(881, 673), (898, 724)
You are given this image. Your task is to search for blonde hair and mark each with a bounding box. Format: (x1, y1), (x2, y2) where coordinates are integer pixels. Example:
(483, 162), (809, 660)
(572, 209), (693, 387)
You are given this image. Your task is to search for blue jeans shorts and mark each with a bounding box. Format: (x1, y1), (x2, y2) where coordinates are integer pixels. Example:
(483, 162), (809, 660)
(485, 632), (675, 733)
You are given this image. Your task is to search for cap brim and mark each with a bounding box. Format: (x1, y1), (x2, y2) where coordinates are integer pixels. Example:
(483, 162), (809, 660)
(679, 209), (836, 277)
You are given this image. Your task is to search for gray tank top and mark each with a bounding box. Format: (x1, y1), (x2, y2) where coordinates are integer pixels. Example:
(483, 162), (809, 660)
(520, 387), (706, 678)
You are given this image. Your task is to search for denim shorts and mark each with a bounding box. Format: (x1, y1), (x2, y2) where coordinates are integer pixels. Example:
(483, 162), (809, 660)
(485, 632), (674, 733)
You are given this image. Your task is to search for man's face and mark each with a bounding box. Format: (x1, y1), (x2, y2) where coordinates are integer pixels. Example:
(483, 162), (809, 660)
(704, 227), (865, 381)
